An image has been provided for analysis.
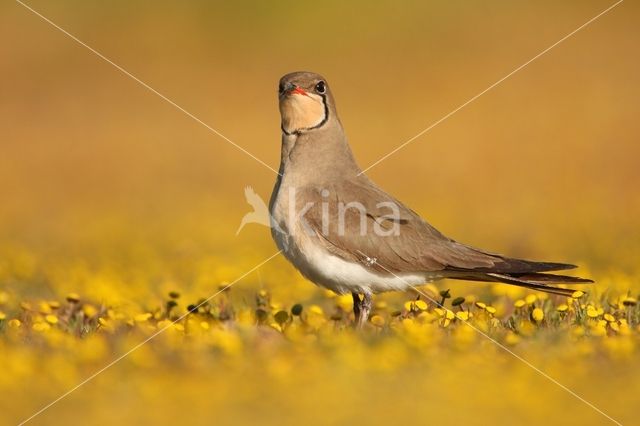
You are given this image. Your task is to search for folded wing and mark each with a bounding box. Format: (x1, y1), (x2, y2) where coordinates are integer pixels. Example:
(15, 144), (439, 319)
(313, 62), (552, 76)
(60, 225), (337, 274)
(299, 179), (591, 295)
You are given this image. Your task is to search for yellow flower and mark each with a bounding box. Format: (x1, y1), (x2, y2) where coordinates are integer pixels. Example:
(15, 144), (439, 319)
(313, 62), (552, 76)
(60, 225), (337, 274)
(405, 300), (428, 311)
(485, 306), (497, 315)
(571, 290), (585, 299)
(308, 305), (324, 315)
(0, 311), (5, 320)
(531, 308), (544, 322)
(8, 319), (21, 328)
(586, 306), (599, 318)
(401, 318), (415, 328)
(82, 304), (98, 318)
(604, 313), (615, 322)
(505, 332), (521, 345)
(66, 293), (81, 303)
(45, 314), (58, 324)
(134, 313), (152, 322)
(475, 301), (486, 309)
(414, 300), (428, 311)
(32, 322), (51, 331)
(525, 294), (537, 305)
(157, 320), (173, 329)
(622, 296), (637, 306)
(306, 305), (326, 329)
(557, 304), (569, 312)
(514, 299), (525, 308)
(445, 310), (455, 320)
(455, 311), (470, 321)
(38, 301), (52, 314)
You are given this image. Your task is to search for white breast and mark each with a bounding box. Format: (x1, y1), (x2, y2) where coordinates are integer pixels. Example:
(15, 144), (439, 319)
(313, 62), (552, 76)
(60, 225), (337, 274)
(270, 182), (437, 295)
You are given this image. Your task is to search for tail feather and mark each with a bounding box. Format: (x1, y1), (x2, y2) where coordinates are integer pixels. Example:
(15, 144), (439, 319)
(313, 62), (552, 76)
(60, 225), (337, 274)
(486, 272), (593, 297)
(511, 272), (593, 283)
(448, 271), (593, 297)
(470, 258), (578, 274)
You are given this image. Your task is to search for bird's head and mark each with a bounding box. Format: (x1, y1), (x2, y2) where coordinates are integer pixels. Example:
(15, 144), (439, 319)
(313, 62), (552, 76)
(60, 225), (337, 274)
(278, 71), (336, 135)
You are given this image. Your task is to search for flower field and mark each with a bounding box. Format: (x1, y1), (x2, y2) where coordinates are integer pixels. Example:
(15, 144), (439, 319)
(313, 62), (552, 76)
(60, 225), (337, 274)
(2, 1), (639, 424)
(0, 225), (638, 425)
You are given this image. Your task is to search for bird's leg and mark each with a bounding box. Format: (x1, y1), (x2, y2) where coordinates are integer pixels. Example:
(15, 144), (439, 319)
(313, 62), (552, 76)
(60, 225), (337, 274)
(352, 292), (373, 329)
(352, 293), (362, 324)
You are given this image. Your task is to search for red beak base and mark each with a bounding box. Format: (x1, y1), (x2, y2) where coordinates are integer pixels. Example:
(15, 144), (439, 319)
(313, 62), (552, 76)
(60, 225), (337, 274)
(291, 87), (309, 97)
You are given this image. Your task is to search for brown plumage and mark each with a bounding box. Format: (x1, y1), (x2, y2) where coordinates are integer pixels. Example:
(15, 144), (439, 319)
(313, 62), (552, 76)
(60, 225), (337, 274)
(270, 71), (592, 326)
(297, 180), (593, 297)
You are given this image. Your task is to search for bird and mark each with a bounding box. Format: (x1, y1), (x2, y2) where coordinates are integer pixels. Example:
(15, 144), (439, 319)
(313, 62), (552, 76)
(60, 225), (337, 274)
(269, 71), (592, 328)
(236, 186), (272, 235)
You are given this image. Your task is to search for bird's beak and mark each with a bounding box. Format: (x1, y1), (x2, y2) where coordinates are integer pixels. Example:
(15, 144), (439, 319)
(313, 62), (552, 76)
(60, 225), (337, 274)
(282, 83), (309, 98)
(290, 86), (309, 97)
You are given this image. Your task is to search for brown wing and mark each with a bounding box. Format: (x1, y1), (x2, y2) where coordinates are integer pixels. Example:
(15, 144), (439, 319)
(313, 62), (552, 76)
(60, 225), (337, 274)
(298, 179), (575, 276)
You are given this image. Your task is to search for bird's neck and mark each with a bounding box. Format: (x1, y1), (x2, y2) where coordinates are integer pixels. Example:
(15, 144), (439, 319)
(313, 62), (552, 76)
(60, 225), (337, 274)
(278, 119), (361, 184)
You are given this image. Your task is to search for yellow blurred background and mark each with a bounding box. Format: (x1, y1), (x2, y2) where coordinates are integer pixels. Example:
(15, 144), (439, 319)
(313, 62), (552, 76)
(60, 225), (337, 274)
(2, 0), (639, 272)
(0, 1), (638, 425)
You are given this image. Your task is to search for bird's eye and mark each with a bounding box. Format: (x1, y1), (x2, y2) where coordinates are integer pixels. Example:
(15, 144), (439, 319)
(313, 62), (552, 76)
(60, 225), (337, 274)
(315, 81), (326, 94)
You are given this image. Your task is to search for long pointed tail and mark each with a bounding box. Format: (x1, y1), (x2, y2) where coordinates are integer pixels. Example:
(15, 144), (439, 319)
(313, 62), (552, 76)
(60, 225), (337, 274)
(486, 272), (593, 296)
(450, 272), (593, 296)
